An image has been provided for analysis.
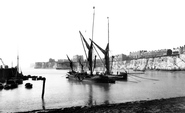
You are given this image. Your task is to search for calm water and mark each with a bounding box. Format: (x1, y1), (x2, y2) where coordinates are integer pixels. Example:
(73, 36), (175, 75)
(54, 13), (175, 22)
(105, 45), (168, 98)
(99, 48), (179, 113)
(0, 69), (185, 112)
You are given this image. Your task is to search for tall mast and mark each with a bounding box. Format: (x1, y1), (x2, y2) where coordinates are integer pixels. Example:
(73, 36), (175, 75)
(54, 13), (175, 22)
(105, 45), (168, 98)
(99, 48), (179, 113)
(107, 17), (110, 74)
(107, 17), (109, 49)
(90, 6), (95, 76)
(17, 55), (19, 72)
(92, 6), (95, 41)
(17, 49), (19, 77)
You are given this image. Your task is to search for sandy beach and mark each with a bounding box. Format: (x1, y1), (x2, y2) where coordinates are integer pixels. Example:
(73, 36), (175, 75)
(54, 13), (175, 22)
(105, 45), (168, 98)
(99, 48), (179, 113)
(24, 96), (185, 113)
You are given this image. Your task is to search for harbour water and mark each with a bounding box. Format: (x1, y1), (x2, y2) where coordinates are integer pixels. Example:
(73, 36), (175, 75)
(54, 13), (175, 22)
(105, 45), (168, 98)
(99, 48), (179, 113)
(0, 69), (185, 112)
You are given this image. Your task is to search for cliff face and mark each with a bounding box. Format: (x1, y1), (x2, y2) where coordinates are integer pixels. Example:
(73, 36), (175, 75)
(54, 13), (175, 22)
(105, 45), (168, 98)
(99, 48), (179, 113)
(112, 54), (185, 71)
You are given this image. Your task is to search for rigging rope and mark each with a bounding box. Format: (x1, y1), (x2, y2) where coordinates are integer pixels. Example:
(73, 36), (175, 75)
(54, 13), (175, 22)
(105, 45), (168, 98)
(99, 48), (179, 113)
(93, 45), (106, 69)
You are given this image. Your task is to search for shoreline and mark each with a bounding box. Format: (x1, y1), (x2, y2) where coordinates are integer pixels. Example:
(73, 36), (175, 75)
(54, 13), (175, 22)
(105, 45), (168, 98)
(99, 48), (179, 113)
(21, 96), (185, 113)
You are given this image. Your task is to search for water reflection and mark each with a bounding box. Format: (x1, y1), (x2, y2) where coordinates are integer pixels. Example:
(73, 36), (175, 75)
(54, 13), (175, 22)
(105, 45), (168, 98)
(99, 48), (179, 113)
(42, 98), (45, 110)
(88, 85), (94, 106)
(67, 79), (111, 106)
(1, 69), (185, 112)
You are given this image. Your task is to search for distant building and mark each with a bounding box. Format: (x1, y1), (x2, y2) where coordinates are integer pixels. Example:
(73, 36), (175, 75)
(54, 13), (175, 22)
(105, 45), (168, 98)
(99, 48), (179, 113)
(183, 45), (185, 54)
(49, 58), (55, 62)
(34, 62), (42, 68)
(129, 50), (147, 59)
(73, 55), (84, 62)
(129, 49), (173, 59)
(35, 44), (185, 69)
(176, 45), (185, 54)
(56, 59), (70, 69)
(172, 47), (180, 56)
(113, 54), (129, 62)
(95, 59), (104, 68)
(34, 62), (46, 69)
(34, 58), (56, 69)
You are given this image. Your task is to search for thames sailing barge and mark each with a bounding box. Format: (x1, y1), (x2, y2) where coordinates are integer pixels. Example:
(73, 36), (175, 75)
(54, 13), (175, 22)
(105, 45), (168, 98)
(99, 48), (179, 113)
(66, 7), (127, 83)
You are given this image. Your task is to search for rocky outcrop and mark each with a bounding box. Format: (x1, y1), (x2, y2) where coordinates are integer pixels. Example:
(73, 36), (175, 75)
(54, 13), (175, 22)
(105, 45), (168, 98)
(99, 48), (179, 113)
(112, 54), (185, 71)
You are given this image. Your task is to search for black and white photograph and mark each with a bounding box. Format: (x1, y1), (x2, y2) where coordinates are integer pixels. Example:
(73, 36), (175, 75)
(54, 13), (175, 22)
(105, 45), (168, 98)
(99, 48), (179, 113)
(0, 0), (185, 112)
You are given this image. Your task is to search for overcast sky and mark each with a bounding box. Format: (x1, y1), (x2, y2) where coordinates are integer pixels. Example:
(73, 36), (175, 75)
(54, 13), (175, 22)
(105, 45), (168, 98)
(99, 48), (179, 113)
(0, 0), (185, 68)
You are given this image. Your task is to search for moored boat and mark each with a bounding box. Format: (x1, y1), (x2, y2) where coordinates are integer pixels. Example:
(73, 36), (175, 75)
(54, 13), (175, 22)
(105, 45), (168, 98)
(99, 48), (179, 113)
(66, 7), (123, 84)
(67, 73), (115, 83)
(89, 16), (128, 81)
(25, 83), (33, 89)
(6, 79), (18, 89)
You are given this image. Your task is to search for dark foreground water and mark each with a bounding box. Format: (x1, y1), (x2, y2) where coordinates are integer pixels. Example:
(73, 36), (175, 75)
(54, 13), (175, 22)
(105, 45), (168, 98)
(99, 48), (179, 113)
(0, 69), (185, 112)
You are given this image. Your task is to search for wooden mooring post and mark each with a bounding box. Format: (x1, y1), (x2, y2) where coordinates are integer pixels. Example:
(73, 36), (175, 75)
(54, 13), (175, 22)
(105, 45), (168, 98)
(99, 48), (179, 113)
(42, 77), (46, 99)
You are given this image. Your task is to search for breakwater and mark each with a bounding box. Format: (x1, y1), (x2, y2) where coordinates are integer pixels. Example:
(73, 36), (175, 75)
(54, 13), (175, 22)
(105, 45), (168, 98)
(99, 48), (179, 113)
(112, 54), (185, 71)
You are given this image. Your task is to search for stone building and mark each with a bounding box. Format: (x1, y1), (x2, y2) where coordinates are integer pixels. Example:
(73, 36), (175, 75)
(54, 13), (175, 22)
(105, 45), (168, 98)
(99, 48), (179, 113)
(172, 47), (180, 55)
(73, 55), (84, 62)
(56, 59), (70, 69)
(129, 49), (173, 59)
(113, 54), (129, 62)
(179, 45), (185, 54)
(129, 50), (147, 59)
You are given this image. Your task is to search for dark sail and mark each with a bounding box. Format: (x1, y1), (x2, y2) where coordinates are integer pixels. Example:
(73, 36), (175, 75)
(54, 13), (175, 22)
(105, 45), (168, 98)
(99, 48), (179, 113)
(90, 39), (106, 54)
(88, 42), (93, 75)
(79, 31), (90, 49)
(66, 55), (74, 72)
(105, 43), (110, 74)
(90, 39), (110, 74)
(79, 31), (93, 75)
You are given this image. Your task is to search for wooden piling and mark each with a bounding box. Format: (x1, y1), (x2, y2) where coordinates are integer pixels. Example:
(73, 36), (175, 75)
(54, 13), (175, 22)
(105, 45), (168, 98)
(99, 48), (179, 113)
(42, 77), (46, 99)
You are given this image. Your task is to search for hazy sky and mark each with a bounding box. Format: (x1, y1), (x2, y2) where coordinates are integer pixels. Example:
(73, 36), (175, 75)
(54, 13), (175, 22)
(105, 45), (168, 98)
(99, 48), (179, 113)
(0, 0), (185, 68)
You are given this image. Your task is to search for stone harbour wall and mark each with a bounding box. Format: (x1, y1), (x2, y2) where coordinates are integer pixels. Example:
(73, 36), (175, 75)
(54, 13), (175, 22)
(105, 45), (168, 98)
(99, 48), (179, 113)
(112, 54), (185, 71)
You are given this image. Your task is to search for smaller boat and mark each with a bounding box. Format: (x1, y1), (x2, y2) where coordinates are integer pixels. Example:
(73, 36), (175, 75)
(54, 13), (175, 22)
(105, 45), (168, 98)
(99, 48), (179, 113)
(6, 79), (18, 89)
(67, 71), (88, 81)
(65, 55), (88, 81)
(25, 83), (33, 89)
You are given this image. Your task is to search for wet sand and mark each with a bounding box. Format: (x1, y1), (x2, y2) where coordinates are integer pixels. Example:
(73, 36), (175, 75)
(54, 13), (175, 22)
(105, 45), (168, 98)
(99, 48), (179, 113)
(25, 96), (185, 113)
